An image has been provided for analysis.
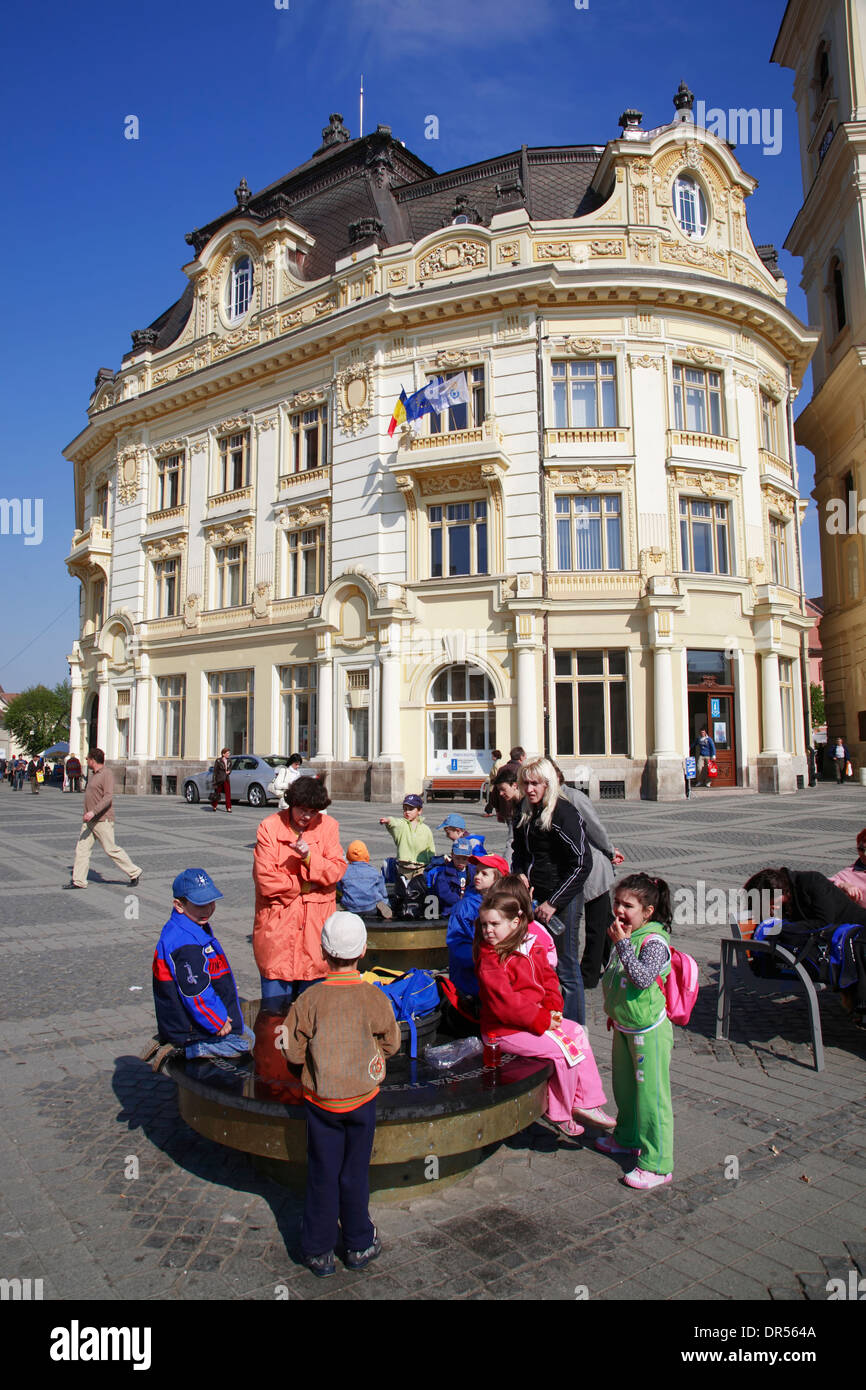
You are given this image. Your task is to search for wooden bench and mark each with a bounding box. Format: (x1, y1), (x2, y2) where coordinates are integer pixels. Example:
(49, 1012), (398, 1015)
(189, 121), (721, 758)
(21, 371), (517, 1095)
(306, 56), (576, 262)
(715, 919), (826, 1071)
(424, 777), (486, 803)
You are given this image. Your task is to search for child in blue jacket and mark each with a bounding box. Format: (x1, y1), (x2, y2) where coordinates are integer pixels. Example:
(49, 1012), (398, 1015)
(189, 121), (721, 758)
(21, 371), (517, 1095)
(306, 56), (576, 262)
(446, 854), (509, 996)
(338, 841), (393, 918)
(152, 868), (253, 1059)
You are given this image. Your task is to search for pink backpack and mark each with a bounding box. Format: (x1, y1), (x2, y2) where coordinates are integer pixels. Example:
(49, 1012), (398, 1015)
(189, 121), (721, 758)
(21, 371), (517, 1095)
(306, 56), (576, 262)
(656, 945), (699, 1025)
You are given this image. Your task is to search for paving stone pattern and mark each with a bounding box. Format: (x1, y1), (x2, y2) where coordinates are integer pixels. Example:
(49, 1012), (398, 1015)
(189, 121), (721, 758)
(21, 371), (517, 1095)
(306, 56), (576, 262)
(1, 781), (865, 1301)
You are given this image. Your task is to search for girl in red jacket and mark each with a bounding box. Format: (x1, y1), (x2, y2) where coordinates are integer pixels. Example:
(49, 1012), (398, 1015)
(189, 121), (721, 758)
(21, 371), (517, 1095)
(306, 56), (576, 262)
(474, 883), (614, 1138)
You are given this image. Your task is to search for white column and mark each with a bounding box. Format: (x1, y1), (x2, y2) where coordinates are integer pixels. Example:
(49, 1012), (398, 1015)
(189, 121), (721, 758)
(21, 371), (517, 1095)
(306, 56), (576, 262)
(653, 646), (677, 755)
(68, 673), (84, 761)
(315, 658), (334, 760)
(96, 669), (109, 752)
(761, 651), (784, 754)
(379, 651), (401, 758)
(516, 645), (538, 752)
(133, 676), (151, 759)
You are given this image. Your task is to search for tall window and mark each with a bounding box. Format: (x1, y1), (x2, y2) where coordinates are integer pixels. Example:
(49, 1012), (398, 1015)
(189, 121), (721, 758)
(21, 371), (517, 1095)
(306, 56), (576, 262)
(769, 516), (790, 587)
(429, 366), (485, 433)
(215, 542), (248, 608)
(91, 578), (105, 630)
(554, 649), (629, 757)
(429, 501), (488, 577)
(287, 527), (325, 595)
(551, 359), (617, 428)
(216, 432), (250, 494)
(555, 494), (622, 570)
(760, 393), (780, 455)
(779, 658), (795, 752)
(679, 497), (732, 574)
(830, 258), (847, 336)
(672, 175), (708, 239)
(290, 406), (328, 472)
(279, 664), (317, 758)
(153, 556), (180, 617)
(95, 481), (109, 528)
(155, 453), (184, 510)
(157, 676), (185, 757)
(673, 365), (724, 436)
(227, 256), (253, 322)
(208, 670), (253, 756)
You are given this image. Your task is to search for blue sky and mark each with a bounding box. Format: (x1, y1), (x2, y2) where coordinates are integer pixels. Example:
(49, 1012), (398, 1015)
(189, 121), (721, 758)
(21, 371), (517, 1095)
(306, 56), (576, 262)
(0, 0), (818, 692)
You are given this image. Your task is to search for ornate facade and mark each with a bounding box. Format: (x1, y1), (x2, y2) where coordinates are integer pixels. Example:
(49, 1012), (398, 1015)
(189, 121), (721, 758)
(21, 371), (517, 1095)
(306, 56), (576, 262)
(774, 0), (866, 757)
(64, 101), (816, 800)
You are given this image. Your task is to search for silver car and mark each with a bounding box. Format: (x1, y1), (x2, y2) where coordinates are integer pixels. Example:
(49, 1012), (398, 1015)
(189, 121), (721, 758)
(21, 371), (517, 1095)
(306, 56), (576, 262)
(183, 755), (299, 808)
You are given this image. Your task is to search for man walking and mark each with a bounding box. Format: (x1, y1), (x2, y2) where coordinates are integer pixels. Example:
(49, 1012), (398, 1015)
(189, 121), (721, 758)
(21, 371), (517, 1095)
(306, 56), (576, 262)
(65, 753), (82, 793)
(64, 748), (142, 890)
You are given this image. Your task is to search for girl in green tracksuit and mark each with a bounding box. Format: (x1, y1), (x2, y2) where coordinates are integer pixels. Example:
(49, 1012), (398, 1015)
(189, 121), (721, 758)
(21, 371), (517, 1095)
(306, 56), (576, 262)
(599, 873), (674, 1191)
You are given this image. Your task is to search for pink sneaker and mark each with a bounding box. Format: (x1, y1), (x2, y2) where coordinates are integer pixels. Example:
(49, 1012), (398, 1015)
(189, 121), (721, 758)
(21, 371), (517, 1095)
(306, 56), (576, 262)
(543, 1114), (584, 1138)
(572, 1106), (616, 1130)
(595, 1134), (639, 1156)
(623, 1167), (672, 1190)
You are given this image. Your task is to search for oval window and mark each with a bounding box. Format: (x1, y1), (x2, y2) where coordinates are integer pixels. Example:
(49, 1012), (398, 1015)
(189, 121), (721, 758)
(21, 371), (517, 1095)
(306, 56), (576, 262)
(672, 175), (708, 240)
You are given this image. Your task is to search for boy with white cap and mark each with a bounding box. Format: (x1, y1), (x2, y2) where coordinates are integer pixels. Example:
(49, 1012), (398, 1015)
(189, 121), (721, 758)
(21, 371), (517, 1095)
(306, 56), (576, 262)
(280, 912), (401, 1277)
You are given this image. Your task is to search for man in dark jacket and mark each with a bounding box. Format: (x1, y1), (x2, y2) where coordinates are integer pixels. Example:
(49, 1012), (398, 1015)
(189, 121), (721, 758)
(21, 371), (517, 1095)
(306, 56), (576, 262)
(691, 728), (717, 786)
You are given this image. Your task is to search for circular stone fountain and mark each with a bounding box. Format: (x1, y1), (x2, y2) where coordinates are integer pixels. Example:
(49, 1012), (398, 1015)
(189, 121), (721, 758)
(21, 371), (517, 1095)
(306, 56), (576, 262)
(166, 1002), (551, 1200)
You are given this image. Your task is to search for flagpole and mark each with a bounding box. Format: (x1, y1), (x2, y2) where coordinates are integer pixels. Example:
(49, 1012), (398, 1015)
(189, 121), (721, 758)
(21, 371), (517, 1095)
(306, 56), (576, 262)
(360, 74), (364, 138)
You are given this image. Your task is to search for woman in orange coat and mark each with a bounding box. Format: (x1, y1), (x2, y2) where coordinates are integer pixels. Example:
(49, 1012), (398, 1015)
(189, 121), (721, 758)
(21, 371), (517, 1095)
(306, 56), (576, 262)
(253, 777), (347, 1009)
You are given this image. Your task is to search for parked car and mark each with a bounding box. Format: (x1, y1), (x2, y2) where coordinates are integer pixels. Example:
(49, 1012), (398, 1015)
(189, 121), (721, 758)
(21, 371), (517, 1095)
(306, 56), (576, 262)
(183, 755), (309, 808)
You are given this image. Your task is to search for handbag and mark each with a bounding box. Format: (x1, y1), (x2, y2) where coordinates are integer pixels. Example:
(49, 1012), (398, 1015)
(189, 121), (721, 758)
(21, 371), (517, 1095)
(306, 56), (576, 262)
(707, 758), (719, 779)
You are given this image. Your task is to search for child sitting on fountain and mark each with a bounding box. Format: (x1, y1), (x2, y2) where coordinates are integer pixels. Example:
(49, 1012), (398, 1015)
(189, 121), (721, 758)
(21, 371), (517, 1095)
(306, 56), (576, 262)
(279, 912), (401, 1278)
(338, 841), (393, 919)
(152, 868), (254, 1061)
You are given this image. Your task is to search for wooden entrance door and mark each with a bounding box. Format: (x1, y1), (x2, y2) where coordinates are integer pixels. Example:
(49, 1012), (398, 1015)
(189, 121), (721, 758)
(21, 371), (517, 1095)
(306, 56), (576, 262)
(688, 688), (736, 787)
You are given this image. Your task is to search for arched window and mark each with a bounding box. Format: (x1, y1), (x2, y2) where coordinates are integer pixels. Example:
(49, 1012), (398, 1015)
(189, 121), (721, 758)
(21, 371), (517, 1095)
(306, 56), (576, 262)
(815, 41), (830, 95)
(427, 664), (495, 777)
(829, 256), (847, 336)
(672, 175), (708, 240)
(226, 256), (253, 322)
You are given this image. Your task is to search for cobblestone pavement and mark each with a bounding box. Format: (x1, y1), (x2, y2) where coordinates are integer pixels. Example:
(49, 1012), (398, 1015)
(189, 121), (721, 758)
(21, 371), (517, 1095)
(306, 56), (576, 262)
(1, 781), (864, 1302)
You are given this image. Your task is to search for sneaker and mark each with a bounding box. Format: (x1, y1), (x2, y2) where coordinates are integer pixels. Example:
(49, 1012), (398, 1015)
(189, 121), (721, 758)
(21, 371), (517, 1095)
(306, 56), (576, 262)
(623, 1167), (672, 1190)
(543, 1114), (584, 1138)
(303, 1250), (336, 1278)
(572, 1106), (616, 1130)
(344, 1231), (381, 1271)
(129, 875), (141, 888)
(376, 900), (393, 920)
(62, 881), (85, 890)
(594, 1134), (639, 1156)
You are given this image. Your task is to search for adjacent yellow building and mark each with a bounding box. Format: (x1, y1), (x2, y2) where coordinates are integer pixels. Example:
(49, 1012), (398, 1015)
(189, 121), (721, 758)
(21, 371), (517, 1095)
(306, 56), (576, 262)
(64, 100), (817, 801)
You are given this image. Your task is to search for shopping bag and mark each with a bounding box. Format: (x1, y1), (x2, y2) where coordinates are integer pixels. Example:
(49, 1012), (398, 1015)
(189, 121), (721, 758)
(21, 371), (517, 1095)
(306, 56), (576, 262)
(707, 759), (719, 779)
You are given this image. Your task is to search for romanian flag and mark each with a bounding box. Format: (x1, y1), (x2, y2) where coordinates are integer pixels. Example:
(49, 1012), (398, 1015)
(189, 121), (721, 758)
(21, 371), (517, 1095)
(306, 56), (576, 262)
(388, 388), (408, 437)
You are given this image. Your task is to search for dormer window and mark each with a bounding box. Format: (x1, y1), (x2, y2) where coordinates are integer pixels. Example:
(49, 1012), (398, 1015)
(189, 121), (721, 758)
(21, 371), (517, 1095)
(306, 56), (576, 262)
(672, 175), (708, 240)
(226, 256), (253, 323)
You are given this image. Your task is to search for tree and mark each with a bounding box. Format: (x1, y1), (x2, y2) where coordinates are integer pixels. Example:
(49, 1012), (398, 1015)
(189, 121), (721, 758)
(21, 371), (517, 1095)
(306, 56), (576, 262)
(3, 683), (71, 758)
(810, 682), (825, 728)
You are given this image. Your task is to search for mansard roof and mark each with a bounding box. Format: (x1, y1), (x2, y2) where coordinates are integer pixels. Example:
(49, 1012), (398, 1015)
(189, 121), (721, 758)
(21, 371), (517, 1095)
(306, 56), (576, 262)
(123, 118), (605, 362)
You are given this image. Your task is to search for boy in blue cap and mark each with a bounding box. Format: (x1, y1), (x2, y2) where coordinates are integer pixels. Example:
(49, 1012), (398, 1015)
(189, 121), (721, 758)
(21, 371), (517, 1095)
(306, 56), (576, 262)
(436, 812), (485, 858)
(152, 868), (253, 1059)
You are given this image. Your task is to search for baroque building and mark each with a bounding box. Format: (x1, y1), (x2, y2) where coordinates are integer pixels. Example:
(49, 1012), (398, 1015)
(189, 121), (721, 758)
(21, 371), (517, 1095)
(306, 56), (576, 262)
(774, 0), (866, 758)
(64, 99), (816, 801)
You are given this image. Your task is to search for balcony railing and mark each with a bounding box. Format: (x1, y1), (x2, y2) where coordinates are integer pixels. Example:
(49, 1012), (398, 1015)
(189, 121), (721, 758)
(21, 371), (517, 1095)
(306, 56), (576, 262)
(207, 486), (253, 509)
(759, 448), (793, 480)
(667, 430), (736, 453)
(545, 427), (629, 447)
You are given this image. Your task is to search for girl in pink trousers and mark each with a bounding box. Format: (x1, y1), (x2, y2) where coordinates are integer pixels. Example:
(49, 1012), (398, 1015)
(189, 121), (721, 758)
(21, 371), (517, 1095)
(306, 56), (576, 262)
(475, 879), (615, 1138)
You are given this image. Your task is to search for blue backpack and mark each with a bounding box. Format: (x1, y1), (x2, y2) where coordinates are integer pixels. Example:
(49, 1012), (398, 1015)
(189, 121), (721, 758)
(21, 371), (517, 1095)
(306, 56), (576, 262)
(376, 969), (440, 1057)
